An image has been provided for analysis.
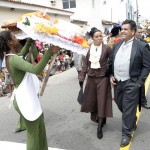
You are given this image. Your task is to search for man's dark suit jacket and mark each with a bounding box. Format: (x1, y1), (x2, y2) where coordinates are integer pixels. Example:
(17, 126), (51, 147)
(108, 38), (150, 86)
(107, 38), (150, 111)
(140, 38), (147, 43)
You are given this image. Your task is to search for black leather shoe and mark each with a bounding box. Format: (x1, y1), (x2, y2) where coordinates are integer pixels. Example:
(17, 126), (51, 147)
(97, 127), (103, 139)
(120, 137), (131, 147)
(97, 123), (103, 139)
(141, 103), (150, 109)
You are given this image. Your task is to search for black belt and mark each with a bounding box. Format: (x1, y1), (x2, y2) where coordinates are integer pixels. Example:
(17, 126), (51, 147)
(115, 78), (130, 84)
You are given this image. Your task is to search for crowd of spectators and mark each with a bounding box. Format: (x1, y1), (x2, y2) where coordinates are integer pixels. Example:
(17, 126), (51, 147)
(0, 68), (13, 97)
(40, 43), (73, 77)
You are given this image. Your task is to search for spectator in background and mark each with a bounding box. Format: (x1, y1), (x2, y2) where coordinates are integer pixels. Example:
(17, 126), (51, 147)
(135, 25), (150, 109)
(1, 47), (14, 98)
(103, 30), (110, 44)
(50, 59), (57, 75)
(146, 28), (150, 38)
(41, 43), (49, 54)
(108, 24), (122, 49)
(55, 58), (62, 74)
(63, 51), (70, 70)
(144, 28), (150, 45)
(65, 50), (72, 57)
(58, 51), (65, 71)
(3, 67), (14, 98)
(0, 70), (5, 97)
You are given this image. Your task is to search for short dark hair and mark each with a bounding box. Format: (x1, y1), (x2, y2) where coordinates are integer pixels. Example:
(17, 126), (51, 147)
(122, 19), (137, 32)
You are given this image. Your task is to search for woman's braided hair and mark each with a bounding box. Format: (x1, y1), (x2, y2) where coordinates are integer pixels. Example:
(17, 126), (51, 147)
(86, 27), (102, 38)
(0, 30), (12, 60)
(89, 27), (101, 38)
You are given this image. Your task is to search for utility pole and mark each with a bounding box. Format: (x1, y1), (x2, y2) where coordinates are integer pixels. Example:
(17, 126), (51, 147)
(111, 7), (112, 22)
(136, 0), (139, 25)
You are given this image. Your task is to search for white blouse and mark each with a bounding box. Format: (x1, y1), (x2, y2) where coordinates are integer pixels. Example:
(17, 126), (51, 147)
(89, 43), (102, 69)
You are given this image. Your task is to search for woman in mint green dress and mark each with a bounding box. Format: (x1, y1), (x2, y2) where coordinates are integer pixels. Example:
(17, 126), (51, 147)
(0, 30), (60, 150)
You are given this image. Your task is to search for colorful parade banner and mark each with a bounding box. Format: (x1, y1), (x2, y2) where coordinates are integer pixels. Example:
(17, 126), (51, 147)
(17, 12), (89, 55)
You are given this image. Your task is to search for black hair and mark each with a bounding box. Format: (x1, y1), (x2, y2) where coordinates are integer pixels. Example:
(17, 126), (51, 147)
(110, 26), (121, 37)
(113, 24), (121, 28)
(0, 30), (12, 59)
(59, 51), (63, 55)
(19, 39), (27, 46)
(122, 19), (137, 32)
(87, 27), (101, 38)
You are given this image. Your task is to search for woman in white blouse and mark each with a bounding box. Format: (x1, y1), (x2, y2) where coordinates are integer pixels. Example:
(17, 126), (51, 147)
(78, 27), (112, 139)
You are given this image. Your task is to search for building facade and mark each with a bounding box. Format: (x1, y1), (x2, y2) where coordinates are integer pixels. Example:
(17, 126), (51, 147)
(22, 0), (135, 31)
(0, 0), (136, 33)
(0, 0), (73, 29)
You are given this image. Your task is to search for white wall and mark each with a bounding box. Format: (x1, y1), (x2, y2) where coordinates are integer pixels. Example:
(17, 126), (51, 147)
(20, 0), (130, 30)
(20, 0), (63, 8)
(0, 7), (71, 28)
(17, 0), (135, 32)
(0, 8), (30, 27)
(100, 0), (128, 23)
(67, 0), (103, 31)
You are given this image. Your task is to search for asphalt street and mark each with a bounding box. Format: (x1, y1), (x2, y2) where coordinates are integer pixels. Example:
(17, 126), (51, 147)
(0, 68), (150, 150)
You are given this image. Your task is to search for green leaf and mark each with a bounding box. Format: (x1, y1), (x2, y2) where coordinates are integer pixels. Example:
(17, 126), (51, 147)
(22, 17), (30, 26)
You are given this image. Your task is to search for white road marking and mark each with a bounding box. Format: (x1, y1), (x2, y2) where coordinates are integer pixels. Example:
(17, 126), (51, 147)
(0, 141), (66, 150)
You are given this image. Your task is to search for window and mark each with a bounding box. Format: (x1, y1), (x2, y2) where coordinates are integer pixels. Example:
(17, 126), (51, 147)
(62, 0), (76, 9)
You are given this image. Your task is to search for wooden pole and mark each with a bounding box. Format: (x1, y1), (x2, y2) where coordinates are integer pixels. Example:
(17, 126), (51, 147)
(40, 53), (57, 96)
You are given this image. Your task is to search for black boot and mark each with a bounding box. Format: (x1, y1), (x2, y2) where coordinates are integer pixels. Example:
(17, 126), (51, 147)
(102, 118), (106, 127)
(97, 119), (103, 139)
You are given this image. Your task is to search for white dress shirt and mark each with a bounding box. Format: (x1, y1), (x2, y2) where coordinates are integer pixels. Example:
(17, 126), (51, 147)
(114, 38), (134, 81)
